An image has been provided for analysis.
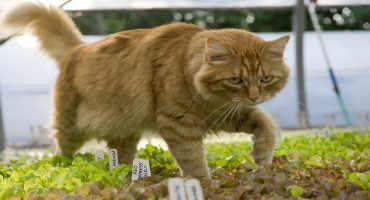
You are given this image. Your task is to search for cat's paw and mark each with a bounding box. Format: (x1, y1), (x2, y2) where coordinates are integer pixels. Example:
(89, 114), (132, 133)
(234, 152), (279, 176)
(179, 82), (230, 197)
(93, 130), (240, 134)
(251, 152), (273, 166)
(54, 147), (74, 157)
(182, 168), (211, 179)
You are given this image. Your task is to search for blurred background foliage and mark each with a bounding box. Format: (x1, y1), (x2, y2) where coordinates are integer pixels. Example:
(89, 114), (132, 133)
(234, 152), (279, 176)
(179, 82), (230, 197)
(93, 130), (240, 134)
(71, 7), (370, 35)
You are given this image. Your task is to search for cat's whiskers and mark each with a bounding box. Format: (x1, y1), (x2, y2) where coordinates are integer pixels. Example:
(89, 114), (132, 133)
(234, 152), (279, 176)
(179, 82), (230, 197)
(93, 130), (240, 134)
(217, 103), (235, 130)
(237, 102), (243, 127)
(228, 100), (242, 130)
(224, 102), (238, 130)
(234, 102), (240, 125)
(216, 101), (239, 131)
(209, 104), (234, 130)
(201, 101), (233, 124)
(208, 102), (235, 130)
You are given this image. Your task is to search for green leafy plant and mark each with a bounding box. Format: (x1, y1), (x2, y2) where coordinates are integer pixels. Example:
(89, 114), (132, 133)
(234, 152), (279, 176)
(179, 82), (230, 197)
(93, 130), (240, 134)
(0, 154), (130, 199)
(0, 131), (368, 199)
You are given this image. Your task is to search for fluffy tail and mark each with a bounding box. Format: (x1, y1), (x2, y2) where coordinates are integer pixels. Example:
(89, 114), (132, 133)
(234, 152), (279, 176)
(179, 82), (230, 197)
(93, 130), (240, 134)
(0, 1), (83, 63)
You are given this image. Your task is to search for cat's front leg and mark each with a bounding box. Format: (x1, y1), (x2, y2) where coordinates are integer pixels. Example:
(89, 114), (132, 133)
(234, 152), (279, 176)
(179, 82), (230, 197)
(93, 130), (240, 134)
(106, 134), (142, 165)
(157, 114), (210, 179)
(239, 108), (276, 165)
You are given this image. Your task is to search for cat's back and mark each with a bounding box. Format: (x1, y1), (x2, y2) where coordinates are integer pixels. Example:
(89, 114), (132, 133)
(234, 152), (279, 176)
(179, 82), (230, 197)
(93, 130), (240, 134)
(140, 23), (204, 58)
(80, 22), (202, 57)
(73, 23), (202, 79)
(69, 23), (203, 135)
(144, 22), (203, 41)
(72, 22), (203, 103)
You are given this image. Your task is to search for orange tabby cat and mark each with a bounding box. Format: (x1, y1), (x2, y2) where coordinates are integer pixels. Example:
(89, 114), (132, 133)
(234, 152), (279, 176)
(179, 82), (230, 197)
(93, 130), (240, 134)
(0, 1), (290, 178)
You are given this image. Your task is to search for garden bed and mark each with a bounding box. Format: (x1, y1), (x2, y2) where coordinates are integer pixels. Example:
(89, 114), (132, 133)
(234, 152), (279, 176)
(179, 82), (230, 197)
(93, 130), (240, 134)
(0, 131), (369, 199)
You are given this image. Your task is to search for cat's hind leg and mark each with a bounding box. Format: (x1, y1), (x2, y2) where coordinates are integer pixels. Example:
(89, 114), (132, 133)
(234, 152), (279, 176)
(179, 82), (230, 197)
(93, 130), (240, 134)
(53, 129), (87, 157)
(52, 74), (86, 157)
(106, 133), (141, 165)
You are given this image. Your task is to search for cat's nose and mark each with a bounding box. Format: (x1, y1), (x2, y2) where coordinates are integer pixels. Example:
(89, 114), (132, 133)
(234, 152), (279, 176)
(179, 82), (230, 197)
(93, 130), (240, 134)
(248, 87), (260, 102)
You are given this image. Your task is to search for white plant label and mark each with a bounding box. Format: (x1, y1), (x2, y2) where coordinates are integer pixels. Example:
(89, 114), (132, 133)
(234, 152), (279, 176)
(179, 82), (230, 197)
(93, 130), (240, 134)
(132, 159), (151, 181)
(95, 151), (105, 161)
(312, 129), (320, 136)
(185, 179), (204, 200)
(108, 148), (118, 170)
(168, 178), (187, 200)
(323, 128), (331, 137)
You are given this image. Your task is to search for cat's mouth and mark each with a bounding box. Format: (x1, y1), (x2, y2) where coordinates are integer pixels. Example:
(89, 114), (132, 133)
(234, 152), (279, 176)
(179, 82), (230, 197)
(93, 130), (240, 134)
(233, 99), (262, 107)
(228, 99), (257, 110)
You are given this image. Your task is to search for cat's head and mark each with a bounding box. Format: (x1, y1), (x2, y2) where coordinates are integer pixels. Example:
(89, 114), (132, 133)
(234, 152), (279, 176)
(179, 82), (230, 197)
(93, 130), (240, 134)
(193, 30), (290, 107)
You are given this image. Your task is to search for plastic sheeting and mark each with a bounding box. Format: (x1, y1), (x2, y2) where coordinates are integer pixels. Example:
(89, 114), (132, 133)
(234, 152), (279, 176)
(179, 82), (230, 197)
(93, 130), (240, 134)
(54, 0), (370, 11)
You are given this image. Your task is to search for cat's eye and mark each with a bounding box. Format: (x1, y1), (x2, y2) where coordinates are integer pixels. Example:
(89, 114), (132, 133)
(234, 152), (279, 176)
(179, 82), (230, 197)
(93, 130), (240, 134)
(261, 75), (273, 83)
(228, 77), (243, 85)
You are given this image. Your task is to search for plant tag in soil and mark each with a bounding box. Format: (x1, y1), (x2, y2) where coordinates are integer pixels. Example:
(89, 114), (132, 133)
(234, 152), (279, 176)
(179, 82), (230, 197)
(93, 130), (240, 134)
(185, 179), (204, 200)
(168, 178), (187, 200)
(312, 129), (320, 136)
(108, 149), (118, 170)
(323, 128), (331, 137)
(95, 151), (104, 161)
(132, 159), (151, 181)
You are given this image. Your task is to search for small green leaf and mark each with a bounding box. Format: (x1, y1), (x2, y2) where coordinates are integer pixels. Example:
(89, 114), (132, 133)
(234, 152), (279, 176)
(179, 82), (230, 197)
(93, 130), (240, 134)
(304, 155), (323, 167)
(287, 185), (304, 197)
(215, 159), (227, 167)
(346, 172), (370, 190)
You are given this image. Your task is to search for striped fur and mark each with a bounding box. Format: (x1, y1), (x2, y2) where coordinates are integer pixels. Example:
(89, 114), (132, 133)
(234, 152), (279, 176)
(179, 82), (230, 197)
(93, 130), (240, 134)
(0, 1), (290, 178)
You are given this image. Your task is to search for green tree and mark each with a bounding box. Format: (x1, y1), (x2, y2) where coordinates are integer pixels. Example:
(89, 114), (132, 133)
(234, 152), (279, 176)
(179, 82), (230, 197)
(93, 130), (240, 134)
(71, 7), (370, 35)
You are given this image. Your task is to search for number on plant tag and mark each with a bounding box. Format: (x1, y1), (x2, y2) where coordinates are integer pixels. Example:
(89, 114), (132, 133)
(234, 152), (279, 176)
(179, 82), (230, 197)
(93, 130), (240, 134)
(95, 151), (105, 161)
(132, 158), (151, 181)
(185, 179), (204, 200)
(168, 178), (187, 200)
(108, 149), (118, 170)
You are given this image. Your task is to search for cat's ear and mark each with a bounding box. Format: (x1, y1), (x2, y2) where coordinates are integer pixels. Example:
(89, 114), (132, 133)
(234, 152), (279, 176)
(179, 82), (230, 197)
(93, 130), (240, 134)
(265, 34), (290, 58)
(204, 38), (230, 64)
